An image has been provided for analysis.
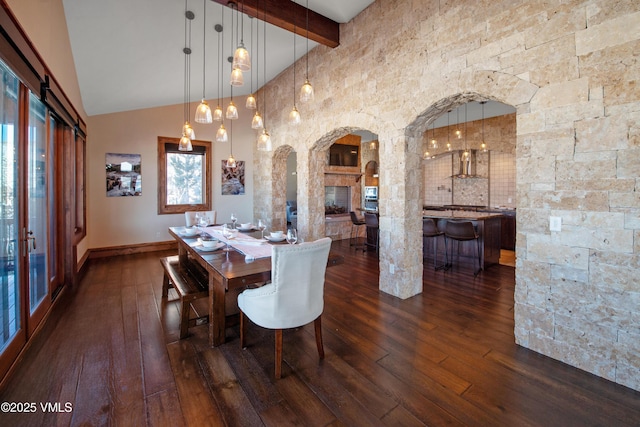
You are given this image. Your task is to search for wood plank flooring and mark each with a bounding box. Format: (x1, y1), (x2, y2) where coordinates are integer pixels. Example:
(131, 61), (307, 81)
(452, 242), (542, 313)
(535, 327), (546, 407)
(1, 239), (639, 426)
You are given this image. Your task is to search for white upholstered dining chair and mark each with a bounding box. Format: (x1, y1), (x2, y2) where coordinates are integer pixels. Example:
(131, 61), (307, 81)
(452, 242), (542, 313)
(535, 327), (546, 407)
(185, 210), (216, 226)
(237, 237), (332, 379)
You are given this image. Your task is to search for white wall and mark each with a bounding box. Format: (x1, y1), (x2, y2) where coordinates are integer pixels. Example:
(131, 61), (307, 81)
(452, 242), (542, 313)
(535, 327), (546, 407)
(86, 100), (254, 248)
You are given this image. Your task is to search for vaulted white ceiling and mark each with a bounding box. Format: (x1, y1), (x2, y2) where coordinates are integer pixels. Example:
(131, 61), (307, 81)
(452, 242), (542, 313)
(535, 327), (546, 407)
(62, 0), (375, 116)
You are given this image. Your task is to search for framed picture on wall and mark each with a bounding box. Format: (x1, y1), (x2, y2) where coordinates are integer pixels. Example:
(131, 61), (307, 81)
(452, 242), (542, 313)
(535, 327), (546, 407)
(106, 153), (142, 197)
(221, 160), (245, 195)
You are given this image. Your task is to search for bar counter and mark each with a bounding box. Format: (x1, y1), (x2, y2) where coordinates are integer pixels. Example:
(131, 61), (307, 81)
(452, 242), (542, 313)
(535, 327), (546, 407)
(422, 210), (503, 269)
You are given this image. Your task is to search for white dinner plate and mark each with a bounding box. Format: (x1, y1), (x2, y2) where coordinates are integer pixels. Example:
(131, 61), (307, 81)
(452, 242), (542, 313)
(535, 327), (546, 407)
(237, 226), (254, 232)
(180, 231), (200, 238)
(196, 242), (225, 251)
(265, 235), (286, 242)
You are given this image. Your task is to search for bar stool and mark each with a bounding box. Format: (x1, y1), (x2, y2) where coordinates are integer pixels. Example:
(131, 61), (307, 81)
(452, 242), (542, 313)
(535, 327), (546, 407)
(423, 218), (445, 270)
(444, 220), (481, 276)
(364, 212), (379, 253)
(349, 211), (366, 251)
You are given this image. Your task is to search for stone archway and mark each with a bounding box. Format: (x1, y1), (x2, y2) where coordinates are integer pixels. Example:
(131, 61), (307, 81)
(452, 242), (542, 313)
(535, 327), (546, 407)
(381, 71), (538, 300)
(304, 127), (367, 241)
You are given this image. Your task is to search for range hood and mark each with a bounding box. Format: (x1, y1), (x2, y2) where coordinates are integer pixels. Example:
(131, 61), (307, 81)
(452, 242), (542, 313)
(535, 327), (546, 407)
(453, 149), (480, 178)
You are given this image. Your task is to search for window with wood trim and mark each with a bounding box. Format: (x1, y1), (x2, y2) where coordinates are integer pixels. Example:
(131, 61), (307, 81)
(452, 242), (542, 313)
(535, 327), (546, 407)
(157, 136), (212, 214)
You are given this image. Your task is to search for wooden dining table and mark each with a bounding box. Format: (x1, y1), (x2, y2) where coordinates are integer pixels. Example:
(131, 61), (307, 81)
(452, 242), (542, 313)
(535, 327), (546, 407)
(168, 226), (343, 347)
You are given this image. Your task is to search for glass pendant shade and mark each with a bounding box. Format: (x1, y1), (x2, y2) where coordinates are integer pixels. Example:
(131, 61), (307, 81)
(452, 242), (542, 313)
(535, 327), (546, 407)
(300, 79), (314, 103)
(251, 111), (264, 129)
(226, 101), (238, 120)
(446, 142), (452, 151)
(232, 43), (251, 71)
(230, 67), (244, 86)
(424, 150), (430, 159)
(194, 99), (212, 123)
(257, 129), (272, 151)
(182, 121), (195, 139)
(289, 106), (301, 125)
(481, 141), (487, 152)
(213, 105), (223, 121)
(431, 138), (438, 149)
(370, 141), (377, 150)
(226, 153), (237, 169)
(179, 134), (193, 151)
(246, 94), (257, 110)
(216, 124), (228, 142)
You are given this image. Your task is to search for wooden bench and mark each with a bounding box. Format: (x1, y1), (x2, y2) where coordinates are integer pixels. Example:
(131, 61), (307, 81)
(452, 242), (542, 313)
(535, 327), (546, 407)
(160, 255), (209, 339)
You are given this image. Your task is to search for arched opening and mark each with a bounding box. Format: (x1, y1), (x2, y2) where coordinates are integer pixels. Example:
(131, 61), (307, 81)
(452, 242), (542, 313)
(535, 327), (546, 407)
(286, 151), (297, 229)
(306, 127), (379, 242)
(422, 100), (517, 266)
(270, 145), (295, 232)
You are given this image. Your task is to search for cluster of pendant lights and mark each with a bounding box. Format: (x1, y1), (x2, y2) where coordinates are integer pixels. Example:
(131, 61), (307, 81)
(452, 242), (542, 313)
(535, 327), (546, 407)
(179, 0), (315, 167)
(423, 101), (489, 159)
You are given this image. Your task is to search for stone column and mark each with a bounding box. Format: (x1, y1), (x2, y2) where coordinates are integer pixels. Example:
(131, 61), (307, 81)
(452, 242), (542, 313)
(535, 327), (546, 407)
(377, 129), (424, 299)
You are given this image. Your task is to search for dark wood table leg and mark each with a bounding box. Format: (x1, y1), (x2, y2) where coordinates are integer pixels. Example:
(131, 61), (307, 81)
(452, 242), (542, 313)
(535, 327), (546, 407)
(209, 273), (227, 347)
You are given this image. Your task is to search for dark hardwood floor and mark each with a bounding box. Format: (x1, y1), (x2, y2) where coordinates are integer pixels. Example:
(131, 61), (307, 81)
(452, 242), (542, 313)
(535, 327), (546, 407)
(1, 239), (639, 426)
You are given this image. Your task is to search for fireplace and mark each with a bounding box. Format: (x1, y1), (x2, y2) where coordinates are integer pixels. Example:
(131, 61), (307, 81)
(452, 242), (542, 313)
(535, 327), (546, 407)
(325, 186), (350, 215)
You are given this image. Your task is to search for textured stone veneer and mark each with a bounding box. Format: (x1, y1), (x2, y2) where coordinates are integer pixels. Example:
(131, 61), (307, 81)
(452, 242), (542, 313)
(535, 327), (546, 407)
(252, 0), (640, 391)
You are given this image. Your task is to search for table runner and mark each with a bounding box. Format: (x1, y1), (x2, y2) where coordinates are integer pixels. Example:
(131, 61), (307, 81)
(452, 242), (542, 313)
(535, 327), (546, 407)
(204, 225), (273, 259)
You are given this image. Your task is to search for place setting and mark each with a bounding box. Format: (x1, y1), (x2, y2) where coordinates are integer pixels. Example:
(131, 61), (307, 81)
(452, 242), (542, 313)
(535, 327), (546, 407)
(192, 237), (225, 252)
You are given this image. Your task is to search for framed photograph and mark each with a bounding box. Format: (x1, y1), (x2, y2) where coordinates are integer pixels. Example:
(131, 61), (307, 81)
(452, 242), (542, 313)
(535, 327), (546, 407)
(106, 153), (142, 197)
(221, 160), (245, 195)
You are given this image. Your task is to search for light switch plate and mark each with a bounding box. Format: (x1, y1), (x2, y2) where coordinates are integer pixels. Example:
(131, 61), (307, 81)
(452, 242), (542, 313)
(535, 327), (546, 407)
(550, 216), (562, 232)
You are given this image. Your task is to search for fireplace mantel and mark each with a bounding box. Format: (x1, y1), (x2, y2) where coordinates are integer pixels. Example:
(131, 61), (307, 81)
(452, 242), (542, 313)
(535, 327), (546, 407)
(324, 167), (362, 176)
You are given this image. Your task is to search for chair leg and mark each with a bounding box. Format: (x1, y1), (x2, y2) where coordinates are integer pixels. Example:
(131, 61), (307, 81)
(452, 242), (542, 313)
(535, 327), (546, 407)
(474, 238), (482, 277)
(314, 316), (325, 360)
(275, 329), (283, 379)
(350, 224), (355, 246)
(239, 310), (246, 348)
(444, 236), (451, 271)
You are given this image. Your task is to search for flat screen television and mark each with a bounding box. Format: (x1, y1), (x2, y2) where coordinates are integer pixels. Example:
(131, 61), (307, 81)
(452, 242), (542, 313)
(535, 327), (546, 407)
(328, 143), (359, 167)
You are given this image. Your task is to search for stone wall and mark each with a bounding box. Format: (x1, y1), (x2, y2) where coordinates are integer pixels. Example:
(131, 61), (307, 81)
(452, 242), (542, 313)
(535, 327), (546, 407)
(252, 0), (640, 390)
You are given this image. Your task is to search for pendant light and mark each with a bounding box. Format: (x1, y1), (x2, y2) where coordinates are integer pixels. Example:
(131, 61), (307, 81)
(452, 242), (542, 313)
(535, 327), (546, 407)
(226, 116), (237, 169)
(245, 14), (257, 109)
(179, 3), (195, 152)
(299, 0), (314, 103)
(480, 101), (488, 152)
(194, 0), (212, 123)
(288, 4), (301, 126)
(455, 107), (462, 139)
(232, 0), (250, 72)
(251, 0), (263, 128)
(215, 5), (227, 141)
(257, 1), (271, 151)
(462, 103), (470, 161)
(431, 123), (438, 149)
(230, 2), (245, 87)
(213, 20), (224, 121)
(226, 3), (239, 119)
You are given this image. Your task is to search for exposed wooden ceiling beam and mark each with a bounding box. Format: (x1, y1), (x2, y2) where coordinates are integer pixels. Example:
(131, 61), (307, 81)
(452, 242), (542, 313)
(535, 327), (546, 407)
(210, 0), (340, 48)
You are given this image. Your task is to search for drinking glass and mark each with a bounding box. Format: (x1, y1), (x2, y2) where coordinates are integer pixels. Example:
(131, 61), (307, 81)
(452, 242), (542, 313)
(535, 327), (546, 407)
(257, 219), (266, 239)
(286, 228), (297, 245)
(197, 213), (208, 229)
(222, 223), (233, 251)
(230, 212), (237, 229)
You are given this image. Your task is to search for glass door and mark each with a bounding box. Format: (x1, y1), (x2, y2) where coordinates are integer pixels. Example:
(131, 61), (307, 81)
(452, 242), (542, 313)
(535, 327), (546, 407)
(25, 93), (49, 332)
(0, 62), (24, 365)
